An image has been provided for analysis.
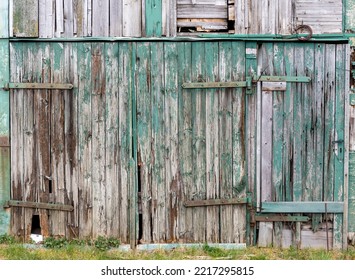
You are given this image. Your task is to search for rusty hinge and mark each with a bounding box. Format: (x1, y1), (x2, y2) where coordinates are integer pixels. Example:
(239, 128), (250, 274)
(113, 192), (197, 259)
(3, 83), (73, 90)
(3, 200), (74, 212)
(184, 197), (248, 207)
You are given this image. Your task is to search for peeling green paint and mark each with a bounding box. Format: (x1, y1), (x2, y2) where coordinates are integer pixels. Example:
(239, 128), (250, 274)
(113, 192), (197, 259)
(145, 0), (162, 37)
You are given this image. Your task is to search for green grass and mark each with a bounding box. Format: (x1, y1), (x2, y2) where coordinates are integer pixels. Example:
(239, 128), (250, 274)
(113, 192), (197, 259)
(1, 234), (355, 260)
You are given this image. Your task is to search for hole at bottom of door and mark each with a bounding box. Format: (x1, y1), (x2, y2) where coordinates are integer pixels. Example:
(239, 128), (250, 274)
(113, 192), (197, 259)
(31, 214), (41, 235)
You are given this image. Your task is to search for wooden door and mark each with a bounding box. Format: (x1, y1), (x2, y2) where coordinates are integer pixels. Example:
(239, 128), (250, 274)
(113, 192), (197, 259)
(257, 42), (347, 249)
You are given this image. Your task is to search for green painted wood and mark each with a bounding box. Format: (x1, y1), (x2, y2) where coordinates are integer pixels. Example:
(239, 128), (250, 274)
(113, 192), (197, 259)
(245, 41), (257, 246)
(145, 0), (162, 37)
(118, 42), (133, 244)
(313, 43), (325, 232)
(77, 42), (93, 238)
(178, 42), (193, 242)
(136, 42), (152, 243)
(0, 0), (9, 38)
(346, 0), (355, 32)
(324, 44), (336, 203)
(163, 42), (179, 241)
(182, 81), (247, 89)
(204, 41), (219, 243)
(219, 41), (233, 243)
(191, 41), (206, 242)
(262, 202), (344, 213)
(272, 43), (285, 248)
(150, 42), (165, 241)
(334, 44), (346, 248)
(231, 41), (247, 243)
(13, 0), (38, 37)
(349, 152), (355, 232)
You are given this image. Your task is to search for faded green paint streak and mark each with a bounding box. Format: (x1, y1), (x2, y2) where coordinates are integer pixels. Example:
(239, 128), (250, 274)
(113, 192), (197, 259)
(334, 44), (346, 248)
(13, 0), (38, 37)
(0, 148), (10, 234)
(145, 0), (162, 37)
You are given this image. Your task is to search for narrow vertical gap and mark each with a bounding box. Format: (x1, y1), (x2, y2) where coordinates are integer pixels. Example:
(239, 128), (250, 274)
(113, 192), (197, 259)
(138, 158), (143, 243)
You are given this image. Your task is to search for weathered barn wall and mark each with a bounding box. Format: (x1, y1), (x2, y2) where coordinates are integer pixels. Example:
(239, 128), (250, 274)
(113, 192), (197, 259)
(10, 0), (346, 38)
(7, 40), (348, 249)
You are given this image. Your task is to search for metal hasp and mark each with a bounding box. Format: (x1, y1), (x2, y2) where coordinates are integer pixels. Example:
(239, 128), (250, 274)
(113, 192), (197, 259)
(182, 75), (311, 89)
(3, 83), (73, 90)
(184, 197), (248, 207)
(4, 200), (74, 212)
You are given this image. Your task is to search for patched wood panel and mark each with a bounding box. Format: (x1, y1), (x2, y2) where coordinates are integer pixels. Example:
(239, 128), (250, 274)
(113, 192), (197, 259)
(12, 0), (39, 37)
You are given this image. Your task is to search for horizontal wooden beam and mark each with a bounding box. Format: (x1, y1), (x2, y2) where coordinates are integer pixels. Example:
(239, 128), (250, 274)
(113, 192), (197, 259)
(184, 198), (248, 207)
(254, 214), (310, 222)
(5, 83), (73, 90)
(4, 200), (74, 211)
(182, 81), (247, 89)
(261, 202), (344, 213)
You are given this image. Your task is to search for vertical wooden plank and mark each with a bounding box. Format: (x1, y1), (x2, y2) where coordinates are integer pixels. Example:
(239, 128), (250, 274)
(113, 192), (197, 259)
(22, 43), (36, 239)
(77, 42), (92, 238)
(346, 0), (355, 31)
(87, 0), (92, 36)
(151, 42), (166, 241)
(245, 41), (257, 245)
(34, 44), (51, 237)
(313, 43), (325, 232)
(104, 43), (120, 237)
(110, 0), (123, 36)
(178, 42), (193, 242)
(63, 0), (74, 37)
(234, 0), (245, 34)
(146, 0), (162, 36)
(258, 43), (274, 247)
(323, 45), (336, 205)
(204, 42), (219, 243)
(0, 22), (10, 233)
(191, 41), (207, 242)
(272, 42), (285, 248)
(92, 0), (109, 37)
(334, 44), (346, 249)
(39, 0), (54, 38)
(118, 42), (132, 244)
(219, 41), (233, 243)
(136, 42), (152, 243)
(55, 0), (64, 36)
(13, 0), (38, 37)
(64, 42), (79, 238)
(231, 41), (247, 243)
(9, 43), (24, 238)
(123, 0), (142, 37)
(164, 42), (179, 241)
(91, 43), (107, 237)
(50, 42), (66, 237)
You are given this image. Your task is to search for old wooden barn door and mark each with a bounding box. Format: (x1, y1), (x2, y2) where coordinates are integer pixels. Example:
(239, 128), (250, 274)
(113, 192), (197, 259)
(136, 41), (250, 244)
(257, 42), (348, 249)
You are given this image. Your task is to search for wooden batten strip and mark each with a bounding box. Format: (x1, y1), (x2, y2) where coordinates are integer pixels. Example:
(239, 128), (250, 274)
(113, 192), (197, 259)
(4, 200), (74, 212)
(261, 202), (344, 213)
(184, 198), (248, 207)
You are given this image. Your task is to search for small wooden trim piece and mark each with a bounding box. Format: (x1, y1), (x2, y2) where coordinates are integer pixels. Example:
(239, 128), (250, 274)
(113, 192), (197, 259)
(261, 202), (344, 213)
(0, 136), (9, 147)
(4, 200), (74, 212)
(184, 198), (248, 207)
(255, 214), (310, 222)
(6, 83), (73, 90)
(262, 82), (287, 92)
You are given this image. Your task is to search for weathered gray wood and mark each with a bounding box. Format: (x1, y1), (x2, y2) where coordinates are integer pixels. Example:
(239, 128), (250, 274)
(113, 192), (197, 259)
(205, 42), (219, 242)
(123, 0), (142, 37)
(92, 0), (109, 37)
(110, 0), (123, 36)
(91, 43), (107, 237)
(13, 0), (39, 37)
(77, 43), (93, 238)
(63, 0), (74, 37)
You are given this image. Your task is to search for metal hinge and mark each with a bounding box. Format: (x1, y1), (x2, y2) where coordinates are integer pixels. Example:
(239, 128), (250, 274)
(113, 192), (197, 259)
(3, 83), (73, 91)
(182, 75), (311, 91)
